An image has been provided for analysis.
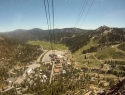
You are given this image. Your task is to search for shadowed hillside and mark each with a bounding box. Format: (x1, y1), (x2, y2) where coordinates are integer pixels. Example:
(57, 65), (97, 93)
(0, 28), (85, 42)
(1, 26), (125, 53)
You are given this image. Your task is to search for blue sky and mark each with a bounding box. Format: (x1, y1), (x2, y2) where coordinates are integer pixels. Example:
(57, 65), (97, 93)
(0, 0), (125, 32)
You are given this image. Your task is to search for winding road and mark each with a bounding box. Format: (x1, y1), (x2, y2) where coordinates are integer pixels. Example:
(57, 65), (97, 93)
(15, 50), (48, 84)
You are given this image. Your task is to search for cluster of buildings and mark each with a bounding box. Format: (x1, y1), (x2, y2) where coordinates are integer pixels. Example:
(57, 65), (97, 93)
(44, 53), (69, 82)
(0, 50), (72, 94)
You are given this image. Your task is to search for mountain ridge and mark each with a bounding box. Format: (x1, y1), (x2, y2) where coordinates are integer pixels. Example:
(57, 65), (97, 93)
(0, 26), (125, 52)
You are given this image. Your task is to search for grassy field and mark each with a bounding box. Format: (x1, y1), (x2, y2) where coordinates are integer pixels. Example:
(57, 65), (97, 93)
(95, 46), (125, 59)
(27, 40), (67, 50)
(72, 38), (125, 68)
(73, 38), (98, 63)
(82, 37), (98, 50)
(118, 43), (125, 52)
(72, 38), (101, 68)
(77, 59), (101, 68)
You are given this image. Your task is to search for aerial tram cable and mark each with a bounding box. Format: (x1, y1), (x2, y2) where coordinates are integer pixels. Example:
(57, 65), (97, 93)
(44, 0), (51, 46)
(44, 0), (55, 84)
(52, 0), (55, 50)
(46, 0), (53, 50)
(44, 0), (53, 50)
(75, 0), (89, 28)
(46, 0), (51, 30)
(80, 0), (94, 28)
(44, 0), (50, 32)
(74, 0), (87, 27)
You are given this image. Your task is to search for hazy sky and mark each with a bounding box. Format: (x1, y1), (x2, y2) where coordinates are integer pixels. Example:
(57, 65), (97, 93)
(0, 0), (125, 32)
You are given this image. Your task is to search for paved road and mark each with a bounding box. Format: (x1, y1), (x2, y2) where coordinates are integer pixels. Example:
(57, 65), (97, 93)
(15, 50), (65, 84)
(37, 50), (48, 62)
(3, 50), (65, 92)
(15, 63), (40, 84)
(42, 50), (65, 62)
(49, 61), (55, 84)
(42, 50), (65, 84)
(15, 50), (47, 84)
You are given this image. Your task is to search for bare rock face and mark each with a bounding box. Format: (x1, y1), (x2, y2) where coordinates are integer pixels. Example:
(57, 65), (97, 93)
(98, 79), (125, 95)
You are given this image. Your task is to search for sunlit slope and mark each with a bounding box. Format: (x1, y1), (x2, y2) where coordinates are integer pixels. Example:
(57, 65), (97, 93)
(118, 43), (125, 52)
(73, 37), (125, 62)
(72, 26), (125, 68)
(95, 46), (125, 59)
(73, 37), (97, 61)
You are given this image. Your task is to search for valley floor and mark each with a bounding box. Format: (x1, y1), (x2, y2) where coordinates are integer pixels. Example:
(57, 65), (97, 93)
(1, 42), (125, 95)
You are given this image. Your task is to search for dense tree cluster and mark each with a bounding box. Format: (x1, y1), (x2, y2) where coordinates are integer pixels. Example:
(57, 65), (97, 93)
(118, 43), (125, 52)
(61, 31), (94, 52)
(82, 46), (98, 54)
(0, 38), (42, 82)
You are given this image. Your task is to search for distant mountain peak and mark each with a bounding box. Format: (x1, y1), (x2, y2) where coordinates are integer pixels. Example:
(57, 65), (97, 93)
(96, 25), (111, 34)
(102, 25), (109, 28)
(97, 25), (110, 30)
